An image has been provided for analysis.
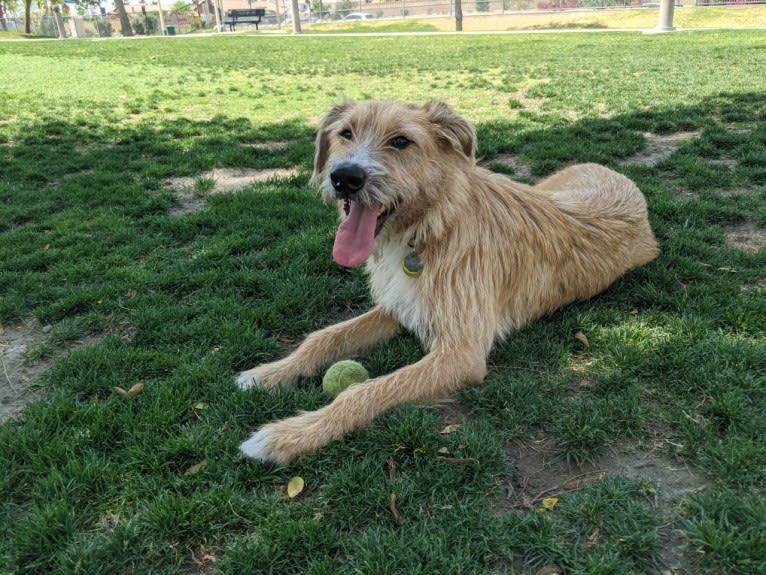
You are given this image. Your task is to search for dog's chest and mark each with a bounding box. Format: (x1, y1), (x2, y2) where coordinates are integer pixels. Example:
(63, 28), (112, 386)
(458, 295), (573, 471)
(367, 242), (428, 341)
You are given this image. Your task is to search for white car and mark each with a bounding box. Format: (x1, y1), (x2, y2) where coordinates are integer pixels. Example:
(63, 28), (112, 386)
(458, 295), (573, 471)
(343, 13), (374, 20)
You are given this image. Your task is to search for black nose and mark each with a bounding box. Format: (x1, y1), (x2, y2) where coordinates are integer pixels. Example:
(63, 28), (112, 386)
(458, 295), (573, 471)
(330, 163), (366, 196)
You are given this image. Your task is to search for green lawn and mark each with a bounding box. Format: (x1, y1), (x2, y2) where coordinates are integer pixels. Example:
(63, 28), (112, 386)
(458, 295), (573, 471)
(1, 31), (765, 574)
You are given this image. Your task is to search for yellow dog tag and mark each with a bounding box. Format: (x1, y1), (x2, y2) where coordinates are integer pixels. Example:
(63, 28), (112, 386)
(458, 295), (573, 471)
(402, 252), (423, 278)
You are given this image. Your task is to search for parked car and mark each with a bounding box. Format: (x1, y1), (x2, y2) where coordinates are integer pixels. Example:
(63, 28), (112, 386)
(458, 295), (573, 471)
(343, 13), (374, 20)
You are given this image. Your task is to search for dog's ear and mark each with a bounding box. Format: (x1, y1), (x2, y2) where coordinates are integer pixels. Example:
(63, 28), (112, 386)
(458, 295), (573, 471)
(423, 100), (476, 160)
(311, 100), (353, 185)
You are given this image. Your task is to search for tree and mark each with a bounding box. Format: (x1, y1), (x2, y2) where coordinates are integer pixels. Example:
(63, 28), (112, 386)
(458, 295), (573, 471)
(24, 0), (31, 33)
(0, 0), (11, 31)
(455, 0), (462, 31)
(171, 0), (191, 16)
(112, 0), (133, 35)
(290, 0), (300, 33)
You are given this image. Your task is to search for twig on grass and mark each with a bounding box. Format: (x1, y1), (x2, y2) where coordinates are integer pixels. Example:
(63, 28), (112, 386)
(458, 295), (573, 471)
(0, 354), (20, 396)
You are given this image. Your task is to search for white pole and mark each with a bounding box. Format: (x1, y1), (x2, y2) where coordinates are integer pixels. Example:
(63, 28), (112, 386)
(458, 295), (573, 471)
(157, 0), (166, 32)
(656, 0), (675, 32)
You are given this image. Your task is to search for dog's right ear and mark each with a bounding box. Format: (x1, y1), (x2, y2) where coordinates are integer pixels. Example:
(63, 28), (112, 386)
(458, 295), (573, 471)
(311, 100), (353, 186)
(423, 100), (477, 161)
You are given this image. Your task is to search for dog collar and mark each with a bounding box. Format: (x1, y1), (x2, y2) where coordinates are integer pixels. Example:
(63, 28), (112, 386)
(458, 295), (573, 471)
(402, 252), (423, 278)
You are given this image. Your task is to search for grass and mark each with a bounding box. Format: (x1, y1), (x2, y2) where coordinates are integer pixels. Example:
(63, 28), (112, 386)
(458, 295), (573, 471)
(1, 30), (765, 574)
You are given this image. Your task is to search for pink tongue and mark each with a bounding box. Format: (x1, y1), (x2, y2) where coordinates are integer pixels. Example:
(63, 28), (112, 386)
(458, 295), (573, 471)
(333, 202), (381, 268)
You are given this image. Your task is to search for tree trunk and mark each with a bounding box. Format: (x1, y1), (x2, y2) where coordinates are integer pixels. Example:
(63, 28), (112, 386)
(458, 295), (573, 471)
(24, 0), (31, 34)
(290, 0), (301, 33)
(454, 0), (462, 31)
(0, 3), (8, 32)
(113, 0), (133, 36)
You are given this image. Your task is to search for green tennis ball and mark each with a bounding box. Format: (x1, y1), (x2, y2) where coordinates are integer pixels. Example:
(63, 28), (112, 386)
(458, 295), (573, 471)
(322, 360), (369, 397)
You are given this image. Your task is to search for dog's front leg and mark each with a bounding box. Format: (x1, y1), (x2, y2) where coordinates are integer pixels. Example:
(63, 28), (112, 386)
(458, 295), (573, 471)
(239, 344), (487, 463)
(236, 306), (400, 389)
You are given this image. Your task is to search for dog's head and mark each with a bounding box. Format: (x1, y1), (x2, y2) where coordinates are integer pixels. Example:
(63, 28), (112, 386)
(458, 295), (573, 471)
(311, 100), (477, 268)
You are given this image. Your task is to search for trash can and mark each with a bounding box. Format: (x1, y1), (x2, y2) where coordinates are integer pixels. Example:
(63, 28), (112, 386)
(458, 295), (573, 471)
(165, 25), (176, 36)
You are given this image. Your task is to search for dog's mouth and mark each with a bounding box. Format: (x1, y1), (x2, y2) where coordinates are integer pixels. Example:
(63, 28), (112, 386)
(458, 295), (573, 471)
(343, 199), (394, 236)
(333, 199), (395, 269)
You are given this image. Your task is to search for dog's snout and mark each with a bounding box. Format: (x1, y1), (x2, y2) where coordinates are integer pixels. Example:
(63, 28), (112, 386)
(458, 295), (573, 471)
(331, 163), (366, 196)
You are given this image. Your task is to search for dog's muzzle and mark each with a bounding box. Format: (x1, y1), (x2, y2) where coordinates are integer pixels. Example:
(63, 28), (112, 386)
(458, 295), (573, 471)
(330, 162), (366, 197)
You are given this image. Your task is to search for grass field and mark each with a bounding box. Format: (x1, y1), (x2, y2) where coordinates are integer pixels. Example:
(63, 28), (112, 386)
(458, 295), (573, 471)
(310, 4), (766, 32)
(1, 30), (765, 574)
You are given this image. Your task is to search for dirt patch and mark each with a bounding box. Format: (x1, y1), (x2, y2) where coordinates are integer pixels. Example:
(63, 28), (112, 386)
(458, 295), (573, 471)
(621, 132), (701, 167)
(487, 155), (535, 180)
(726, 222), (766, 252)
(242, 141), (291, 151)
(501, 435), (707, 574)
(0, 320), (49, 423)
(165, 167), (299, 217)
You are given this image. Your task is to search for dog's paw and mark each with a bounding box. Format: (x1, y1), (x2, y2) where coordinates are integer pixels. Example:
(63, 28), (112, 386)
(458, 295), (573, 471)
(235, 369), (260, 390)
(239, 428), (278, 463)
(239, 411), (329, 464)
(236, 360), (301, 390)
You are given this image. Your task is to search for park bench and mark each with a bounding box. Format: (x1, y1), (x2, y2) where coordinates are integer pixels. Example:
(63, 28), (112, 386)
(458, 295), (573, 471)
(223, 9), (266, 31)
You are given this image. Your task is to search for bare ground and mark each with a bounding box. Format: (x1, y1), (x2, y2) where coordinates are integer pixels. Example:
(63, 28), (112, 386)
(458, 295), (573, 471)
(0, 320), (50, 423)
(165, 167), (299, 217)
(501, 435), (707, 575)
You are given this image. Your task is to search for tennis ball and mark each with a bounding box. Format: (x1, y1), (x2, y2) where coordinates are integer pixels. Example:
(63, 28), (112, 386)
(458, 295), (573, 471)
(322, 360), (369, 397)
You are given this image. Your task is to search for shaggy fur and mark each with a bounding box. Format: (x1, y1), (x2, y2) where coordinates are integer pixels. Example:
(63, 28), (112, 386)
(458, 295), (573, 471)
(237, 100), (659, 463)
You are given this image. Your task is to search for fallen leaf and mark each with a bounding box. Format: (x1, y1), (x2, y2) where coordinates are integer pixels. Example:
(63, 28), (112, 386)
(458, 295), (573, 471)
(386, 458), (398, 482)
(193, 401), (208, 410)
(437, 447), (450, 455)
(389, 492), (403, 525)
(574, 331), (589, 348)
(184, 460), (207, 476)
(435, 456), (478, 464)
(535, 565), (562, 575)
(126, 383), (144, 397)
(541, 496), (559, 510)
(113, 386), (129, 397)
(585, 528), (601, 547)
(439, 423), (462, 434)
(287, 476), (304, 499)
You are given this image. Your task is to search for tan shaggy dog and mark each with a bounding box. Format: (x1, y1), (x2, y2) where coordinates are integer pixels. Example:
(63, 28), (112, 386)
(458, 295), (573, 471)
(237, 100), (659, 463)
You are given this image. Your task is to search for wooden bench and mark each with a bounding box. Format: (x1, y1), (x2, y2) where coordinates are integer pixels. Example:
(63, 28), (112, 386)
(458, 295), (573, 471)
(223, 9), (266, 31)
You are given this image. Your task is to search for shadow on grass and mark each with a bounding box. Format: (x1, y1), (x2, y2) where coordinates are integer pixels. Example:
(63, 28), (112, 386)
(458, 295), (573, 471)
(0, 92), (764, 575)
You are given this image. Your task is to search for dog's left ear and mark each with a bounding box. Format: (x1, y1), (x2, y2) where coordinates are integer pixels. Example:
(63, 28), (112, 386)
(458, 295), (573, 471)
(311, 100), (353, 186)
(423, 100), (477, 161)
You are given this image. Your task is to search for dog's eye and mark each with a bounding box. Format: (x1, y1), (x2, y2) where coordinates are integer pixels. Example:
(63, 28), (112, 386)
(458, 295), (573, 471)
(390, 136), (411, 150)
(339, 129), (353, 141)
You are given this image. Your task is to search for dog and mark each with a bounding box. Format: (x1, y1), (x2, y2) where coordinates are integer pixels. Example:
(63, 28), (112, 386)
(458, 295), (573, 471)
(237, 100), (659, 464)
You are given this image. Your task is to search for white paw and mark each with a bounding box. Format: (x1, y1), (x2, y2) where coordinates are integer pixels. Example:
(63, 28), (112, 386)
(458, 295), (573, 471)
(239, 428), (275, 462)
(235, 370), (260, 390)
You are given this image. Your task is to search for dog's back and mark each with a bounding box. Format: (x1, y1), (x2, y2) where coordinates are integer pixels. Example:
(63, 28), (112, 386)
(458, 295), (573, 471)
(486, 163), (659, 325)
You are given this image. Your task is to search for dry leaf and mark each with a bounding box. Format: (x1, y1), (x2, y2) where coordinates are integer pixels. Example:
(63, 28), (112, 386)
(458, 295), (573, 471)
(287, 476), (305, 499)
(573, 331), (589, 348)
(439, 423), (462, 434)
(535, 565), (563, 575)
(541, 496), (559, 510)
(113, 386), (129, 397)
(126, 383), (144, 397)
(389, 492), (403, 525)
(193, 401), (208, 410)
(437, 447), (450, 455)
(386, 458), (398, 482)
(184, 460), (207, 476)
